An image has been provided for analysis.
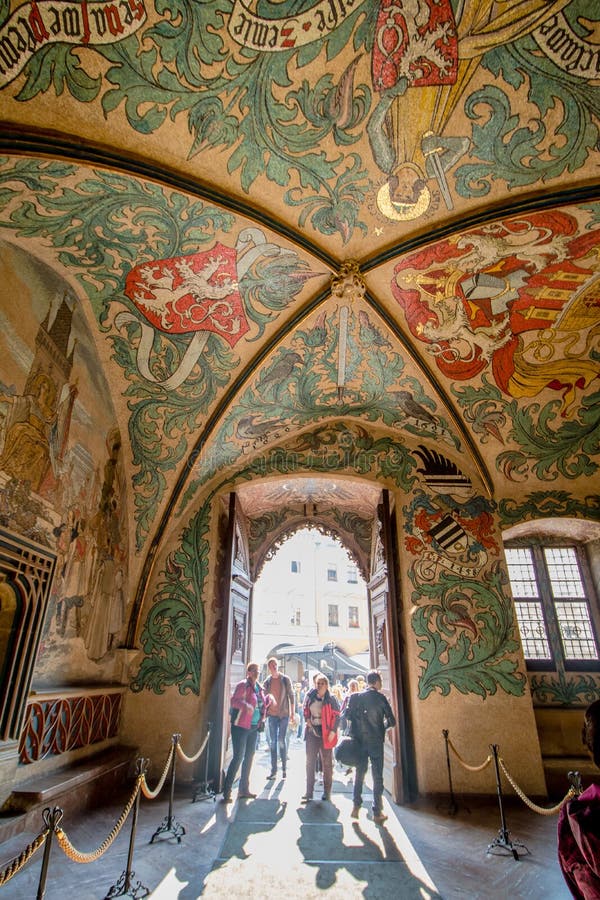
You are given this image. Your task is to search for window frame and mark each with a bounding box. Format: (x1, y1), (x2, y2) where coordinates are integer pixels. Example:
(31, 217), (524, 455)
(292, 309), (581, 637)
(505, 539), (600, 673)
(328, 603), (339, 627)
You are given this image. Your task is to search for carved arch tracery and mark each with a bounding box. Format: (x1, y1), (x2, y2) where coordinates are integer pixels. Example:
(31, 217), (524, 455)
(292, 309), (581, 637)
(253, 519), (369, 582)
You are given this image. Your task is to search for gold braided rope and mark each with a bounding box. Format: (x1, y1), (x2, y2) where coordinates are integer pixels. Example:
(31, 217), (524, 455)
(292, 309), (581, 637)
(447, 737), (493, 773)
(0, 829), (48, 885)
(140, 743), (174, 800)
(499, 758), (579, 816)
(55, 777), (142, 863)
(177, 732), (209, 765)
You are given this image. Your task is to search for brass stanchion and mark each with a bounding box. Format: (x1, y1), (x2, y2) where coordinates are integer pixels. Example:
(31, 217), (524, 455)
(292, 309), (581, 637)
(192, 723), (215, 802)
(150, 734), (185, 844)
(486, 744), (529, 860)
(568, 770), (582, 796)
(104, 759), (150, 899)
(36, 807), (63, 900)
(442, 730), (458, 816)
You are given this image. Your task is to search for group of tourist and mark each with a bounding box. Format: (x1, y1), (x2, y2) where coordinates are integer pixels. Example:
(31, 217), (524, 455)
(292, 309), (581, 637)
(220, 658), (600, 891)
(221, 658), (396, 823)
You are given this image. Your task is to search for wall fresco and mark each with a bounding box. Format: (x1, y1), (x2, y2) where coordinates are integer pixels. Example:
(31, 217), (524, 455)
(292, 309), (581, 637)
(392, 207), (600, 481)
(403, 484), (525, 699)
(181, 304), (458, 510)
(529, 671), (600, 708)
(498, 491), (600, 528)
(0, 241), (131, 682)
(2, 2), (598, 241)
(131, 492), (212, 695)
(0, 159), (316, 548)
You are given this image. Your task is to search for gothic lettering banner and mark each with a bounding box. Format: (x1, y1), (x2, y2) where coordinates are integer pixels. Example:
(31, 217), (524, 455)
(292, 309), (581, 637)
(228, 0), (366, 52)
(0, 0), (147, 87)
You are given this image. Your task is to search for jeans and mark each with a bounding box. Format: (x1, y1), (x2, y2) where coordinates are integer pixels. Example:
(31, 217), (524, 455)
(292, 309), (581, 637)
(353, 742), (384, 814)
(268, 715), (289, 773)
(305, 728), (332, 798)
(223, 724), (259, 796)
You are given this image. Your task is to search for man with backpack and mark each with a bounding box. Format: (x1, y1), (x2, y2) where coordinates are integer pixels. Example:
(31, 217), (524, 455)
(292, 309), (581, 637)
(345, 669), (396, 823)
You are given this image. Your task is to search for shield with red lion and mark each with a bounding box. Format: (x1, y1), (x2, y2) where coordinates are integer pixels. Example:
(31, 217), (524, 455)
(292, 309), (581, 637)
(117, 243), (250, 391)
(372, 0), (458, 92)
(124, 243), (249, 346)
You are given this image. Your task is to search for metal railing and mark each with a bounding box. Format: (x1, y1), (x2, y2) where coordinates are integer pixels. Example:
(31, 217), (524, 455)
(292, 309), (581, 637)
(0, 726), (212, 899)
(442, 728), (582, 860)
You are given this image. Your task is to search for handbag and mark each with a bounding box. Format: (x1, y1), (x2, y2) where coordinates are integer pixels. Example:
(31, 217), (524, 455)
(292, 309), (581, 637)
(334, 735), (363, 767)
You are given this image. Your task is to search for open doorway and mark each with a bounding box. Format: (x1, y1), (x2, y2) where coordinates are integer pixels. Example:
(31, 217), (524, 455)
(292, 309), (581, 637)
(251, 526), (370, 688)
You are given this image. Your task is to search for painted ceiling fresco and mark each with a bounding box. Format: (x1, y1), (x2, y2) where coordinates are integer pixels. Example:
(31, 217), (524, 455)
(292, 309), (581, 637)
(0, 0), (598, 621)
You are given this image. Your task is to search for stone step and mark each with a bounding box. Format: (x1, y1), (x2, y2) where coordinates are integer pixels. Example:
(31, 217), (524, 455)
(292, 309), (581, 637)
(0, 745), (137, 843)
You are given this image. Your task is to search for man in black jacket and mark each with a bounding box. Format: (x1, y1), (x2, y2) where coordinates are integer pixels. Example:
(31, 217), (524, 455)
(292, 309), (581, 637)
(346, 668), (396, 823)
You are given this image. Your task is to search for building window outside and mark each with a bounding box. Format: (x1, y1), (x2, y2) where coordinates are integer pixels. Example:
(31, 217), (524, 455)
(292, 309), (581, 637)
(290, 608), (301, 626)
(347, 565), (358, 584)
(348, 606), (359, 628)
(328, 604), (339, 627)
(505, 544), (599, 670)
(291, 560), (301, 574)
(327, 565), (337, 582)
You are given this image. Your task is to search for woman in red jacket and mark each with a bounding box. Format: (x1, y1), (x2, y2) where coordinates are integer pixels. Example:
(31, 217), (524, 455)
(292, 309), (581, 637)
(302, 674), (340, 803)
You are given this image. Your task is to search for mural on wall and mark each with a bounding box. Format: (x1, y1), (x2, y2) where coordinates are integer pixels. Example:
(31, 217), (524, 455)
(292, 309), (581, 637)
(131, 492), (212, 695)
(0, 241), (131, 681)
(498, 491), (600, 528)
(0, 160), (317, 548)
(528, 671), (600, 708)
(2, 1), (598, 241)
(180, 304), (457, 511)
(404, 475), (525, 699)
(392, 208), (600, 480)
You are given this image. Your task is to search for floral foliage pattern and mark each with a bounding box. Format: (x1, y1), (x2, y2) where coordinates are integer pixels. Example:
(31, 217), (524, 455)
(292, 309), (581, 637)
(180, 305), (457, 508)
(404, 488), (525, 699)
(4, 2), (599, 241)
(131, 493), (213, 694)
(529, 671), (600, 708)
(0, 157), (313, 548)
(498, 491), (600, 528)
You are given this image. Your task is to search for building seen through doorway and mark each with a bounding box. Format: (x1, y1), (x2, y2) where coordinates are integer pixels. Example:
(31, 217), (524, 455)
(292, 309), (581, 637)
(252, 528), (370, 685)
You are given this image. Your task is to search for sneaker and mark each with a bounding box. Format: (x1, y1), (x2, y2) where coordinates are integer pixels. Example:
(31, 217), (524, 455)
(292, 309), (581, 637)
(266, 771), (276, 780)
(321, 792), (330, 802)
(301, 795), (312, 803)
(238, 791), (257, 799)
(221, 794), (232, 803)
(351, 805), (360, 818)
(373, 812), (388, 824)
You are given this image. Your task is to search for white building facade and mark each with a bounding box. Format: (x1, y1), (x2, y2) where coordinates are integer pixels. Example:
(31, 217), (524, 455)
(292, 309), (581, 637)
(251, 528), (369, 673)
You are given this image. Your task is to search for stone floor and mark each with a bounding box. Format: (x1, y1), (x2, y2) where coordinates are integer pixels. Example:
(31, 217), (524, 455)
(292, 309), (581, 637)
(0, 736), (573, 899)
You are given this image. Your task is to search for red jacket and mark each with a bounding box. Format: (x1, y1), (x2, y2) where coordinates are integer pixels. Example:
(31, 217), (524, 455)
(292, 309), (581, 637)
(229, 678), (267, 730)
(558, 782), (600, 899)
(303, 688), (340, 748)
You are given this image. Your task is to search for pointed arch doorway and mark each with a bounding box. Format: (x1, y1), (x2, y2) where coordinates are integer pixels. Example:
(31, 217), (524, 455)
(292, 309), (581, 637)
(209, 478), (416, 805)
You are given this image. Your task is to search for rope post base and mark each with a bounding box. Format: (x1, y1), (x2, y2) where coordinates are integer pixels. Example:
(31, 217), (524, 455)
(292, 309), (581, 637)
(192, 723), (215, 803)
(151, 735), (186, 844)
(487, 744), (529, 861)
(487, 829), (530, 861)
(104, 759), (150, 899)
